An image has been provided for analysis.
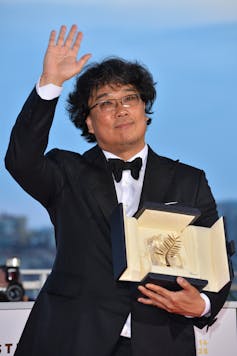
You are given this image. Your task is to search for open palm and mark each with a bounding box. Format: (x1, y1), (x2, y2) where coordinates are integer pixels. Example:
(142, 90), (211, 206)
(40, 25), (91, 86)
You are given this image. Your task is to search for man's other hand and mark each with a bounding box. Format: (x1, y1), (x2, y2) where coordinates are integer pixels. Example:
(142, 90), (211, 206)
(137, 277), (206, 317)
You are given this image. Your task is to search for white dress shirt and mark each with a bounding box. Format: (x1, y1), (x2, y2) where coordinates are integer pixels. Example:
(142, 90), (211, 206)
(103, 145), (148, 337)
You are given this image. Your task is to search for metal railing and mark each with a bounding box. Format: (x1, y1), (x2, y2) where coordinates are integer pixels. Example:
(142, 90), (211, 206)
(21, 269), (51, 295)
(20, 269), (237, 297)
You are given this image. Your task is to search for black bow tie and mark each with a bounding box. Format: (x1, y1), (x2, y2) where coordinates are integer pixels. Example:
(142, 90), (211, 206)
(108, 157), (142, 182)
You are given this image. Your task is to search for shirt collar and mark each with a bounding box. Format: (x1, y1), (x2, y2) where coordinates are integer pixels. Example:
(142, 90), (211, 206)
(103, 144), (148, 169)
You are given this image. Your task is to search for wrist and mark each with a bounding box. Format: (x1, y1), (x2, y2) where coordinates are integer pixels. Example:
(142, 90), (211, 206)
(36, 78), (62, 100)
(40, 73), (64, 87)
(200, 293), (211, 317)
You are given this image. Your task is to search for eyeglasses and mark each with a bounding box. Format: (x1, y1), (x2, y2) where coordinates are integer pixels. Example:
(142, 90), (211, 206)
(88, 93), (141, 113)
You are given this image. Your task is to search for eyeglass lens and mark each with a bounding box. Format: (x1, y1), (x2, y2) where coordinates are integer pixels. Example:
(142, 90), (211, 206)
(95, 94), (140, 112)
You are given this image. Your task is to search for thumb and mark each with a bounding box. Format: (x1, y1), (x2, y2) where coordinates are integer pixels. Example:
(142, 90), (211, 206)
(75, 53), (92, 74)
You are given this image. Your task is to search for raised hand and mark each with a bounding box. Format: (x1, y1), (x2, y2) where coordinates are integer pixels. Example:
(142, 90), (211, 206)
(40, 25), (91, 87)
(137, 277), (206, 317)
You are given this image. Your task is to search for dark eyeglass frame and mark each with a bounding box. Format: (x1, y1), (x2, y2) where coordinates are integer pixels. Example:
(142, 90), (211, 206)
(88, 93), (141, 112)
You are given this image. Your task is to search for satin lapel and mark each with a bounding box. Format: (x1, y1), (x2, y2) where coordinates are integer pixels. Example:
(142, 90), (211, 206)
(139, 147), (179, 209)
(83, 145), (118, 222)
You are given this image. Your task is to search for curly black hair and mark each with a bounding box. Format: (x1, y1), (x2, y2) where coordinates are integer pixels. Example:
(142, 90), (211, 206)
(67, 57), (156, 143)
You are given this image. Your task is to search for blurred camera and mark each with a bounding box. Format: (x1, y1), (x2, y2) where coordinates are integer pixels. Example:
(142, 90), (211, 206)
(0, 257), (25, 302)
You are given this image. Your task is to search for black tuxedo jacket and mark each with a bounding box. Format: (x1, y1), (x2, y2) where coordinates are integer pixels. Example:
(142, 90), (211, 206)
(5, 89), (231, 356)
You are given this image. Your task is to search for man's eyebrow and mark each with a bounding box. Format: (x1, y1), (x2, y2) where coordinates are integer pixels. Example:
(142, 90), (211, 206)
(94, 93), (110, 101)
(94, 88), (137, 101)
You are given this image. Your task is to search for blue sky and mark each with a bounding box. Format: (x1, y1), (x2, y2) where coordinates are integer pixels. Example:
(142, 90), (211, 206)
(1, 0), (237, 228)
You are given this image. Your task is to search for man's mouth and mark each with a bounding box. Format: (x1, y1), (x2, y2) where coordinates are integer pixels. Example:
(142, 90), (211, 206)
(115, 121), (134, 129)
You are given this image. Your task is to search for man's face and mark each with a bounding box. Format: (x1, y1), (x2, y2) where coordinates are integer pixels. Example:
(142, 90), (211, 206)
(86, 84), (148, 159)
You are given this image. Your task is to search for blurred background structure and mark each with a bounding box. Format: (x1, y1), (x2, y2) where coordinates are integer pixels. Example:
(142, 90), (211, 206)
(0, 0), (237, 299)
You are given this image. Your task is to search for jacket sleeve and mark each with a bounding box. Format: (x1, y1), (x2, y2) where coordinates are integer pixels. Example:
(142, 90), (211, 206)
(192, 171), (232, 328)
(5, 87), (65, 208)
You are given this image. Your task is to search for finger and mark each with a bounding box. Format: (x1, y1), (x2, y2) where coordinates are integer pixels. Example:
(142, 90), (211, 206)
(137, 297), (154, 306)
(138, 296), (171, 312)
(56, 25), (67, 46)
(48, 30), (56, 47)
(145, 283), (173, 298)
(138, 285), (167, 304)
(138, 285), (153, 299)
(64, 24), (78, 49)
(176, 277), (193, 291)
(138, 287), (168, 309)
(71, 31), (83, 54)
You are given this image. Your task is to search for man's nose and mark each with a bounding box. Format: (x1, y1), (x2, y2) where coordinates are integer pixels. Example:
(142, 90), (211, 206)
(115, 101), (128, 116)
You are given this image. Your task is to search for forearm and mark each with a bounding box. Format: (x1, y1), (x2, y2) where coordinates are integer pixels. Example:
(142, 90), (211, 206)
(5, 88), (58, 170)
(193, 171), (232, 327)
(193, 281), (232, 328)
(194, 170), (218, 227)
(5, 88), (62, 206)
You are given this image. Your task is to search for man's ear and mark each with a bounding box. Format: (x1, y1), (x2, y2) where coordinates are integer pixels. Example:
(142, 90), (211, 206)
(86, 116), (94, 134)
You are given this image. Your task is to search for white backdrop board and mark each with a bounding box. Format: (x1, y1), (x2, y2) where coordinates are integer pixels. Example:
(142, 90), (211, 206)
(0, 302), (33, 355)
(195, 302), (237, 356)
(0, 301), (236, 355)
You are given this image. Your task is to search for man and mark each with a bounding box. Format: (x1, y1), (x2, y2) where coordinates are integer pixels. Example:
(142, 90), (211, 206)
(5, 25), (231, 356)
